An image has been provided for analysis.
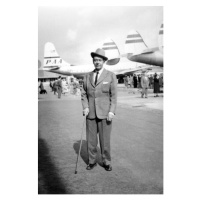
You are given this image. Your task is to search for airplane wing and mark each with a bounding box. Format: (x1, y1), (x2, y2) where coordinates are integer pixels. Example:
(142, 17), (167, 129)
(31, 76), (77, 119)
(114, 65), (154, 76)
(126, 47), (160, 58)
(42, 65), (61, 71)
(140, 47), (159, 54)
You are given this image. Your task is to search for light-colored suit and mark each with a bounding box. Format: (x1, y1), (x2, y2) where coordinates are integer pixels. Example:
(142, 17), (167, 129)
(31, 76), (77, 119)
(141, 75), (149, 97)
(81, 68), (117, 165)
(57, 79), (62, 98)
(81, 68), (117, 119)
(141, 75), (149, 88)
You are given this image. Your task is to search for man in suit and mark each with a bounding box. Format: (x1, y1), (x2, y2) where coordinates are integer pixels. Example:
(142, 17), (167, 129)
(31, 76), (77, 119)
(53, 80), (58, 95)
(141, 71), (149, 98)
(81, 48), (117, 171)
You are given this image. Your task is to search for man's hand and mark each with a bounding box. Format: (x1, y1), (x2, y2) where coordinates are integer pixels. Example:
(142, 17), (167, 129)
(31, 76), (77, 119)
(83, 108), (89, 116)
(107, 112), (114, 121)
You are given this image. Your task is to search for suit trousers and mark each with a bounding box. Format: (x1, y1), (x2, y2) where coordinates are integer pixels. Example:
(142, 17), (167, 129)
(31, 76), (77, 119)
(141, 88), (148, 97)
(86, 118), (112, 165)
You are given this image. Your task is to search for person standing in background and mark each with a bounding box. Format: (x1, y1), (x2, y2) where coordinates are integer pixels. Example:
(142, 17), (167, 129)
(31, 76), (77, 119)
(57, 76), (63, 99)
(141, 71), (149, 98)
(133, 74), (138, 88)
(50, 80), (53, 92)
(39, 81), (44, 93)
(149, 74), (153, 89)
(130, 75), (133, 88)
(124, 75), (128, 89)
(53, 80), (58, 95)
(138, 74), (141, 88)
(153, 73), (160, 97)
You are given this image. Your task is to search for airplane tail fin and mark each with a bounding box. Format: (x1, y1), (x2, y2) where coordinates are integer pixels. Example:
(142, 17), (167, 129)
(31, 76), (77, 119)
(124, 29), (148, 57)
(158, 23), (163, 51)
(102, 38), (120, 65)
(43, 42), (69, 69)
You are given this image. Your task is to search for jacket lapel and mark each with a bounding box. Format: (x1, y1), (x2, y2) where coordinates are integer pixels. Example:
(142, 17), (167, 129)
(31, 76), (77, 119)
(89, 72), (95, 88)
(96, 68), (108, 86)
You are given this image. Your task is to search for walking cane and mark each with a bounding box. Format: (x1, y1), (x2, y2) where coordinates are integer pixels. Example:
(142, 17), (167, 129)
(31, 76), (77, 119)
(75, 115), (86, 174)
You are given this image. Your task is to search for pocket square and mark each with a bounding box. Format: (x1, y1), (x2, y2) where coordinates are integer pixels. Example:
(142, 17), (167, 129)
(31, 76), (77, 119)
(103, 82), (109, 84)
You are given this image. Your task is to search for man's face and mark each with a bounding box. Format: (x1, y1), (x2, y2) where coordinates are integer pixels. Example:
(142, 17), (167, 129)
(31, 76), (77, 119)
(93, 56), (105, 71)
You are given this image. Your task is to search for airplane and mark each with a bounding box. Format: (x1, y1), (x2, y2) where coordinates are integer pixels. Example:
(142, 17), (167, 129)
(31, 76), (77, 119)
(123, 23), (163, 67)
(41, 38), (154, 79)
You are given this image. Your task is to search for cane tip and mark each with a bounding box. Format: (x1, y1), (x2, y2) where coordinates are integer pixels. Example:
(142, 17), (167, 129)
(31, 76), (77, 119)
(75, 171), (77, 174)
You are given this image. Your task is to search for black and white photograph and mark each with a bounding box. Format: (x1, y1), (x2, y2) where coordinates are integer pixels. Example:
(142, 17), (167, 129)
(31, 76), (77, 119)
(2, 1), (200, 199)
(38, 6), (163, 194)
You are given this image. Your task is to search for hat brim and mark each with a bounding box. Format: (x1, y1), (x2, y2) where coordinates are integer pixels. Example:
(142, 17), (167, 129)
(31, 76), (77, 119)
(91, 52), (108, 61)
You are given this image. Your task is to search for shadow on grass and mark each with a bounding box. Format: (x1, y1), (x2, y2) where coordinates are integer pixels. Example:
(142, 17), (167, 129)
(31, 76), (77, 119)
(73, 140), (88, 165)
(38, 132), (71, 194)
(73, 140), (103, 166)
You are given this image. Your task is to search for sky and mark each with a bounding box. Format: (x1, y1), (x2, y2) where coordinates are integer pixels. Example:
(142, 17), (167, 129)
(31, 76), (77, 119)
(38, 6), (163, 66)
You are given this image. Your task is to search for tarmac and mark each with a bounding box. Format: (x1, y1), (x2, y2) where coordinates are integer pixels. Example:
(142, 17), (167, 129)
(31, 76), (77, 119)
(38, 84), (163, 194)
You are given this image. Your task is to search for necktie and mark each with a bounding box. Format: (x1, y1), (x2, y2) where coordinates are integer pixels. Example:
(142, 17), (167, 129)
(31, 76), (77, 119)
(94, 71), (99, 85)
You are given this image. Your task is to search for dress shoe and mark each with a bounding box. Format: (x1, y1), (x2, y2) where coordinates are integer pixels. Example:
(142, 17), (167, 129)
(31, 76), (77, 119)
(103, 163), (112, 171)
(86, 163), (97, 170)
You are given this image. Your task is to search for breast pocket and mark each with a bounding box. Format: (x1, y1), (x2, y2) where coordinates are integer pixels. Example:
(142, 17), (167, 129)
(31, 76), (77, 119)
(102, 83), (110, 93)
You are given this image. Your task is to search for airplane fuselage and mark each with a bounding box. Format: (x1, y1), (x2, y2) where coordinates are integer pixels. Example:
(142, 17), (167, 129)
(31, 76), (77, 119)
(45, 64), (93, 78)
(42, 58), (147, 79)
(48, 69), (90, 78)
(42, 41), (157, 79)
(128, 50), (163, 67)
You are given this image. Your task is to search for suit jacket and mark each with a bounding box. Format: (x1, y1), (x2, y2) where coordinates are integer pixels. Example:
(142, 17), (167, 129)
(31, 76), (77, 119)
(141, 75), (149, 88)
(57, 80), (62, 89)
(81, 68), (117, 119)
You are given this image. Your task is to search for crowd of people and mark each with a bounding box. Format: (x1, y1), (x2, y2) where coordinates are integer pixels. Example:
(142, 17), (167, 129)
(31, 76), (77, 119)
(38, 72), (163, 99)
(123, 72), (163, 98)
(38, 77), (83, 99)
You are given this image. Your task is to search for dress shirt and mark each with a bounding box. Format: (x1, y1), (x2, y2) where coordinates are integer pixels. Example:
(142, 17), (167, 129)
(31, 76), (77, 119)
(93, 67), (104, 82)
